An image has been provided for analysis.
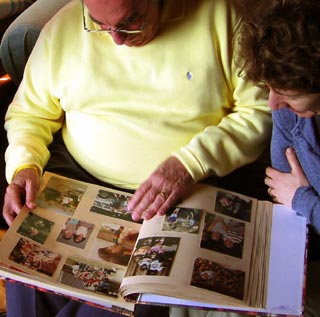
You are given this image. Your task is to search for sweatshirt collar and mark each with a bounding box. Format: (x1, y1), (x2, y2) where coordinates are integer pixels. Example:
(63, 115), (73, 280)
(160, 0), (186, 25)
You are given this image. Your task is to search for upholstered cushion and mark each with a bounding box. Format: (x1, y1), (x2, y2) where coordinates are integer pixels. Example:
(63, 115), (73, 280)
(0, 0), (36, 20)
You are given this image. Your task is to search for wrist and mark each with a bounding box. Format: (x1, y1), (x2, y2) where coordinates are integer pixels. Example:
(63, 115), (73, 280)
(13, 164), (41, 179)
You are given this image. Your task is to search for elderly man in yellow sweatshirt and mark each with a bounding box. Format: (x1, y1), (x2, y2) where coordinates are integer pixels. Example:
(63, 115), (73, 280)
(3, 0), (271, 316)
(4, 0), (270, 225)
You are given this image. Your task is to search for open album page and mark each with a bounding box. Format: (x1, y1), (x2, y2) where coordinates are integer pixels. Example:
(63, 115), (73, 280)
(0, 172), (143, 315)
(121, 184), (272, 309)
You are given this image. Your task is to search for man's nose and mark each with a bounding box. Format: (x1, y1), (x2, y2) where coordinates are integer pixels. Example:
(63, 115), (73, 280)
(110, 31), (127, 45)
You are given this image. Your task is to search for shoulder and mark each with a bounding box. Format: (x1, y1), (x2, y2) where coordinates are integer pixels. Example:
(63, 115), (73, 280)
(36, 0), (83, 54)
(42, 0), (81, 35)
(179, 0), (240, 28)
(272, 108), (298, 129)
(206, 0), (240, 29)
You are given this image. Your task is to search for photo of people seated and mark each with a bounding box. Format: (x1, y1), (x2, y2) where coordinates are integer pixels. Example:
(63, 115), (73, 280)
(201, 214), (245, 259)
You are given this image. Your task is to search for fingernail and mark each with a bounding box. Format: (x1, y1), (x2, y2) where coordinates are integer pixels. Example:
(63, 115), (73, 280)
(131, 213), (138, 221)
(142, 213), (150, 220)
(27, 202), (36, 209)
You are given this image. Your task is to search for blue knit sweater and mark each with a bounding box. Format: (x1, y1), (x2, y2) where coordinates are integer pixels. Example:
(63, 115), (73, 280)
(271, 108), (320, 233)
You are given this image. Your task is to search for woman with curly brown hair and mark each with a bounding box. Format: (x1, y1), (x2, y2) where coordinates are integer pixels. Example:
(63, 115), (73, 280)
(237, 0), (320, 230)
(234, 1), (320, 317)
(171, 1), (320, 316)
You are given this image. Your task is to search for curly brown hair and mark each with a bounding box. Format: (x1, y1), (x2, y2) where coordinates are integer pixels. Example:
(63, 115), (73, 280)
(236, 0), (320, 93)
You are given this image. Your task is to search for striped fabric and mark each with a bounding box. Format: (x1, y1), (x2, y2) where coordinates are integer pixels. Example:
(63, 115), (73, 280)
(0, 0), (36, 20)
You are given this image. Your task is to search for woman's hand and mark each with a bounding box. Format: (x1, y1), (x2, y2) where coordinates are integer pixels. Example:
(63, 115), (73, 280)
(265, 147), (309, 207)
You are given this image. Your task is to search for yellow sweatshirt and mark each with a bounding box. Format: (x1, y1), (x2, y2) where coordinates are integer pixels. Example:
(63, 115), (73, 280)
(5, 0), (271, 189)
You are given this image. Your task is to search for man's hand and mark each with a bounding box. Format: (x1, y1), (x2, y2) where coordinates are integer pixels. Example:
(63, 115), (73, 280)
(3, 168), (41, 226)
(265, 147), (309, 207)
(128, 156), (194, 221)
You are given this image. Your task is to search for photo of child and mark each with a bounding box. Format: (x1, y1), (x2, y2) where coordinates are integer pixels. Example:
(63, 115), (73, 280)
(59, 257), (124, 298)
(17, 212), (54, 244)
(90, 190), (141, 223)
(201, 213), (245, 259)
(191, 257), (245, 300)
(37, 176), (87, 216)
(162, 207), (202, 234)
(126, 236), (180, 277)
(88, 223), (139, 267)
(215, 191), (252, 222)
(9, 238), (62, 277)
(57, 218), (95, 249)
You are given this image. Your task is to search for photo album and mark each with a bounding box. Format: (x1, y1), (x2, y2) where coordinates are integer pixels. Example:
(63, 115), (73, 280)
(0, 172), (307, 316)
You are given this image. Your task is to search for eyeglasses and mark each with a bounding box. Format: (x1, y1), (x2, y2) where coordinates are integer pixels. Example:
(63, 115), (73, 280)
(81, 0), (149, 34)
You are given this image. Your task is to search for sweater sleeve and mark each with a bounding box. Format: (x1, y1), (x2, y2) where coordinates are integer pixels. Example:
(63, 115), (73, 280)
(271, 109), (320, 233)
(270, 109), (296, 172)
(293, 186), (320, 234)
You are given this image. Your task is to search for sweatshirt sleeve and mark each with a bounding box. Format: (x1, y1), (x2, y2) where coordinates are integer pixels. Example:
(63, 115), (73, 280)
(172, 3), (271, 181)
(4, 27), (64, 183)
(173, 63), (271, 181)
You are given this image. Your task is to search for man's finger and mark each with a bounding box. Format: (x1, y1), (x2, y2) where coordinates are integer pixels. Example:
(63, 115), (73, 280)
(127, 182), (151, 212)
(25, 180), (38, 209)
(3, 194), (18, 226)
(5, 183), (24, 214)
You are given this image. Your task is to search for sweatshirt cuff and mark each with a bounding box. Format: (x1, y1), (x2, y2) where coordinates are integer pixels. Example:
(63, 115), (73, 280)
(12, 164), (42, 179)
(172, 148), (209, 182)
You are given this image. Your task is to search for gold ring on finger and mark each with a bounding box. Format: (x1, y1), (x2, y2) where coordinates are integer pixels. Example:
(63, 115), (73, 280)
(160, 191), (168, 198)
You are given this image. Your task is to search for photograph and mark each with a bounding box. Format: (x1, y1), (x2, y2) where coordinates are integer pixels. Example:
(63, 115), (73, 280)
(9, 237), (62, 277)
(125, 236), (180, 277)
(88, 223), (139, 267)
(191, 257), (245, 300)
(56, 218), (95, 249)
(201, 213), (245, 259)
(36, 176), (87, 216)
(17, 212), (54, 244)
(59, 257), (124, 298)
(90, 190), (141, 223)
(162, 207), (202, 234)
(214, 190), (252, 222)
